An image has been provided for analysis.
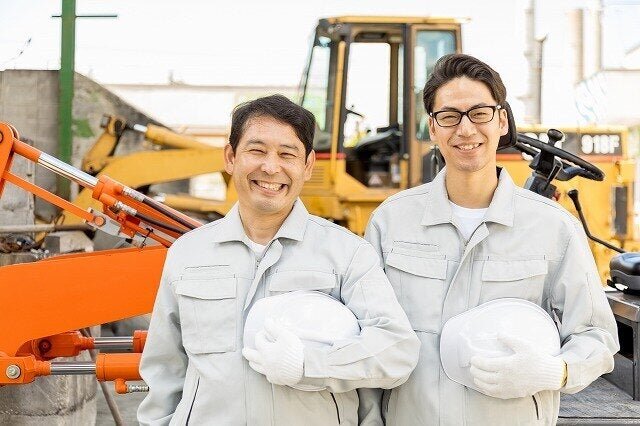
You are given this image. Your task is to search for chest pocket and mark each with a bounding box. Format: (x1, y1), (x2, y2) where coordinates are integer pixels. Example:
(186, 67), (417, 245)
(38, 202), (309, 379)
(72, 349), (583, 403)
(480, 259), (548, 305)
(384, 249), (447, 333)
(268, 270), (337, 295)
(174, 274), (237, 354)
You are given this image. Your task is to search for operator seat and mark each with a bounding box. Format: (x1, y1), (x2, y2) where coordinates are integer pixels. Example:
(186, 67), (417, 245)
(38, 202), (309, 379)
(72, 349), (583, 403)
(346, 124), (401, 186)
(352, 123), (401, 159)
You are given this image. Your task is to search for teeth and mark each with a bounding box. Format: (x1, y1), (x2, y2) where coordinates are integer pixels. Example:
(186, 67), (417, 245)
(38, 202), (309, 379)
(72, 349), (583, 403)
(255, 181), (284, 191)
(457, 143), (480, 151)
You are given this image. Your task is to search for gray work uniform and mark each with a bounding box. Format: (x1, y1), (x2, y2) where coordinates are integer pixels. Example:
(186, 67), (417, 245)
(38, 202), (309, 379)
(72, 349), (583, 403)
(361, 168), (619, 426)
(137, 200), (420, 425)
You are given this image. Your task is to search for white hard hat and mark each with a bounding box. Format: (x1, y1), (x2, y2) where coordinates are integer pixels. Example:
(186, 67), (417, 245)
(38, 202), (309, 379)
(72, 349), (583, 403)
(440, 298), (560, 393)
(244, 291), (360, 349)
(244, 291), (360, 391)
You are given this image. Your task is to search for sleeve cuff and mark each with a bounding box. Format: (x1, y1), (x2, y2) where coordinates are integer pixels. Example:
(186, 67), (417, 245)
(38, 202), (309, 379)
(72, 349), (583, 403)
(303, 345), (329, 378)
(293, 346), (330, 389)
(563, 360), (581, 390)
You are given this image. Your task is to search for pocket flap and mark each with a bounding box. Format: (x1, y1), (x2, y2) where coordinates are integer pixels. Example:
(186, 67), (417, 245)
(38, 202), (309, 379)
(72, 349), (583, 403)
(482, 259), (548, 282)
(385, 252), (447, 279)
(175, 277), (236, 300)
(269, 270), (337, 291)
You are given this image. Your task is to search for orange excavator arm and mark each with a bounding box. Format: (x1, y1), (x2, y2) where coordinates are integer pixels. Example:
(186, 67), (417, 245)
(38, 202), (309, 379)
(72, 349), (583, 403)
(0, 122), (201, 392)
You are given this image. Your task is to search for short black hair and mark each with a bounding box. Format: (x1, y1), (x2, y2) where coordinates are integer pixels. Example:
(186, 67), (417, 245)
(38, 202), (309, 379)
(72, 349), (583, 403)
(229, 94), (315, 157)
(423, 54), (507, 114)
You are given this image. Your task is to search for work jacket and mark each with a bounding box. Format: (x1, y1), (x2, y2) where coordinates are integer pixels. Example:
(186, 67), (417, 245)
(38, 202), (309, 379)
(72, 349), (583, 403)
(138, 200), (420, 426)
(360, 168), (619, 426)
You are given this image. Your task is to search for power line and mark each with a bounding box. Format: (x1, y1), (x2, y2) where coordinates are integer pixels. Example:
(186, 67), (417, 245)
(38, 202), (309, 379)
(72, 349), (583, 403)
(0, 37), (32, 67)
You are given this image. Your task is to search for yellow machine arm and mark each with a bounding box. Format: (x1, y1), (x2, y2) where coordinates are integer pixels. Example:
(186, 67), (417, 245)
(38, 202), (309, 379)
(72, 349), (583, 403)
(63, 115), (234, 225)
(82, 115), (215, 175)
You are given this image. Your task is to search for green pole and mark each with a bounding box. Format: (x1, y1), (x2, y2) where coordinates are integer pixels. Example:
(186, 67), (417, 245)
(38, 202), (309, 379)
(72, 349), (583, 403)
(58, 0), (75, 200)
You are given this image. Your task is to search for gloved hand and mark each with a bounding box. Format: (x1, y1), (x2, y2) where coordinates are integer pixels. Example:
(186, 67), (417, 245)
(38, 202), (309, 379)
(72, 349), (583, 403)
(242, 318), (304, 387)
(469, 333), (565, 399)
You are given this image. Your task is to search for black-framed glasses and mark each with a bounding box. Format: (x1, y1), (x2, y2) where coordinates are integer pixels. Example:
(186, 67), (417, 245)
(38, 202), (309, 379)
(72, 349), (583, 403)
(429, 105), (502, 128)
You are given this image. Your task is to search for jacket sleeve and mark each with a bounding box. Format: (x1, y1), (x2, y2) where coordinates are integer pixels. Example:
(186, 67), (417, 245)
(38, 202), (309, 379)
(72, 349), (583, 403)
(550, 222), (620, 394)
(298, 239), (420, 394)
(137, 248), (188, 425)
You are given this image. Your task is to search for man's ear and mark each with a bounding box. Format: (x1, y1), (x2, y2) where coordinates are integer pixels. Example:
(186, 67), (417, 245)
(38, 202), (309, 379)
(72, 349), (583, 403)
(499, 108), (508, 137)
(428, 116), (438, 142)
(224, 144), (235, 175)
(304, 150), (316, 181)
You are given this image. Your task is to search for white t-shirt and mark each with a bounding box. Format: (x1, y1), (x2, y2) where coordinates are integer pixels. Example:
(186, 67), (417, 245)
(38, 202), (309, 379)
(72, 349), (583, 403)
(449, 201), (488, 241)
(247, 239), (267, 258)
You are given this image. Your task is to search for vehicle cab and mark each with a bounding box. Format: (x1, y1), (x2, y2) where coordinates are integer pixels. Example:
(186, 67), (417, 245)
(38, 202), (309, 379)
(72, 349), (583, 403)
(298, 16), (463, 233)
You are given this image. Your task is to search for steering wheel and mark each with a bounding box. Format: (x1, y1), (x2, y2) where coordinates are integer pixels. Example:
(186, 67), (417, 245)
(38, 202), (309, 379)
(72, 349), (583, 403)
(514, 131), (604, 182)
(345, 106), (364, 118)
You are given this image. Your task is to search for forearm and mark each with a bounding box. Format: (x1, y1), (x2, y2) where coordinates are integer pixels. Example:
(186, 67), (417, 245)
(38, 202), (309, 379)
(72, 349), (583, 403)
(292, 239), (419, 392)
(560, 330), (617, 394)
(299, 316), (420, 392)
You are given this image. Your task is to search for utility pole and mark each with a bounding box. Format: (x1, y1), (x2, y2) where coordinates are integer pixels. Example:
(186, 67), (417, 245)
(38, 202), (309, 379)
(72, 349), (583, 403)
(57, 0), (75, 200)
(53, 1), (116, 199)
(535, 35), (547, 125)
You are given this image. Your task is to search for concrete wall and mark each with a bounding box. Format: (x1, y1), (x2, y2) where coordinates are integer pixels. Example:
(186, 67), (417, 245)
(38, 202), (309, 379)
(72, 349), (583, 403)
(0, 71), (51, 226)
(0, 374), (98, 425)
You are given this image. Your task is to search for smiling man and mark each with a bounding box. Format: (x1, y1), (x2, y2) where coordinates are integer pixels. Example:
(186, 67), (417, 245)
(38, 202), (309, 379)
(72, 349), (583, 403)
(361, 54), (618, 425)
(138, 95), (419, 425)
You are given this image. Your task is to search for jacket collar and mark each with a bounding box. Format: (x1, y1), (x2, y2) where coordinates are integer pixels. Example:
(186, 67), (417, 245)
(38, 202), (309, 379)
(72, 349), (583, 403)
(421, 166), (515, 228)
(210, 198), (309, 244)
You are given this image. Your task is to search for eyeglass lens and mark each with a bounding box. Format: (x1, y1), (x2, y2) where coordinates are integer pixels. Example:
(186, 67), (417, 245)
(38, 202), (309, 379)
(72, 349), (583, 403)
(435, 106), (496, 127)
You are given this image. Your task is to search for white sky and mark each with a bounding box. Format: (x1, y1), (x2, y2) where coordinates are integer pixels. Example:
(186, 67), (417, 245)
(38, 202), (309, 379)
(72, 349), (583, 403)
(0, 0), (569, 85)
(1, 0), (640, 125)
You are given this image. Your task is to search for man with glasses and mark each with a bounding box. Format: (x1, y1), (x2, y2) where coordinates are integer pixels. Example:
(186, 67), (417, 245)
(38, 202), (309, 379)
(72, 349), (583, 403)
(359, 54), (618, 425)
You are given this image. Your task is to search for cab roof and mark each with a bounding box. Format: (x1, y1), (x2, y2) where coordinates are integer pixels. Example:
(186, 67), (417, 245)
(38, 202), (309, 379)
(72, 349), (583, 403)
(320, 16), (467, 25)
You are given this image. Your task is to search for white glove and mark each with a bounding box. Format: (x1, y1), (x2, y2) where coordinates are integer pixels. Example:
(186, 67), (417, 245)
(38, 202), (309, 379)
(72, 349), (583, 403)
(469, 333), (565, 399)
(242, 318), (304, 387)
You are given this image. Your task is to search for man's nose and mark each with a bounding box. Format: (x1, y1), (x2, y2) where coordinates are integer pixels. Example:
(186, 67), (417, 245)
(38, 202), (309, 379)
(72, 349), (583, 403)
(456, 114), (477, 137)
(261, 153), (282, 174)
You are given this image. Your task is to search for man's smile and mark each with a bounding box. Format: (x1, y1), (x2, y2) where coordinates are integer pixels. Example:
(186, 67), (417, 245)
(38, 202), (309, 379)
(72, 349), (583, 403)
(454, 142), (482, 151)
(252, 179), (287, 193)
